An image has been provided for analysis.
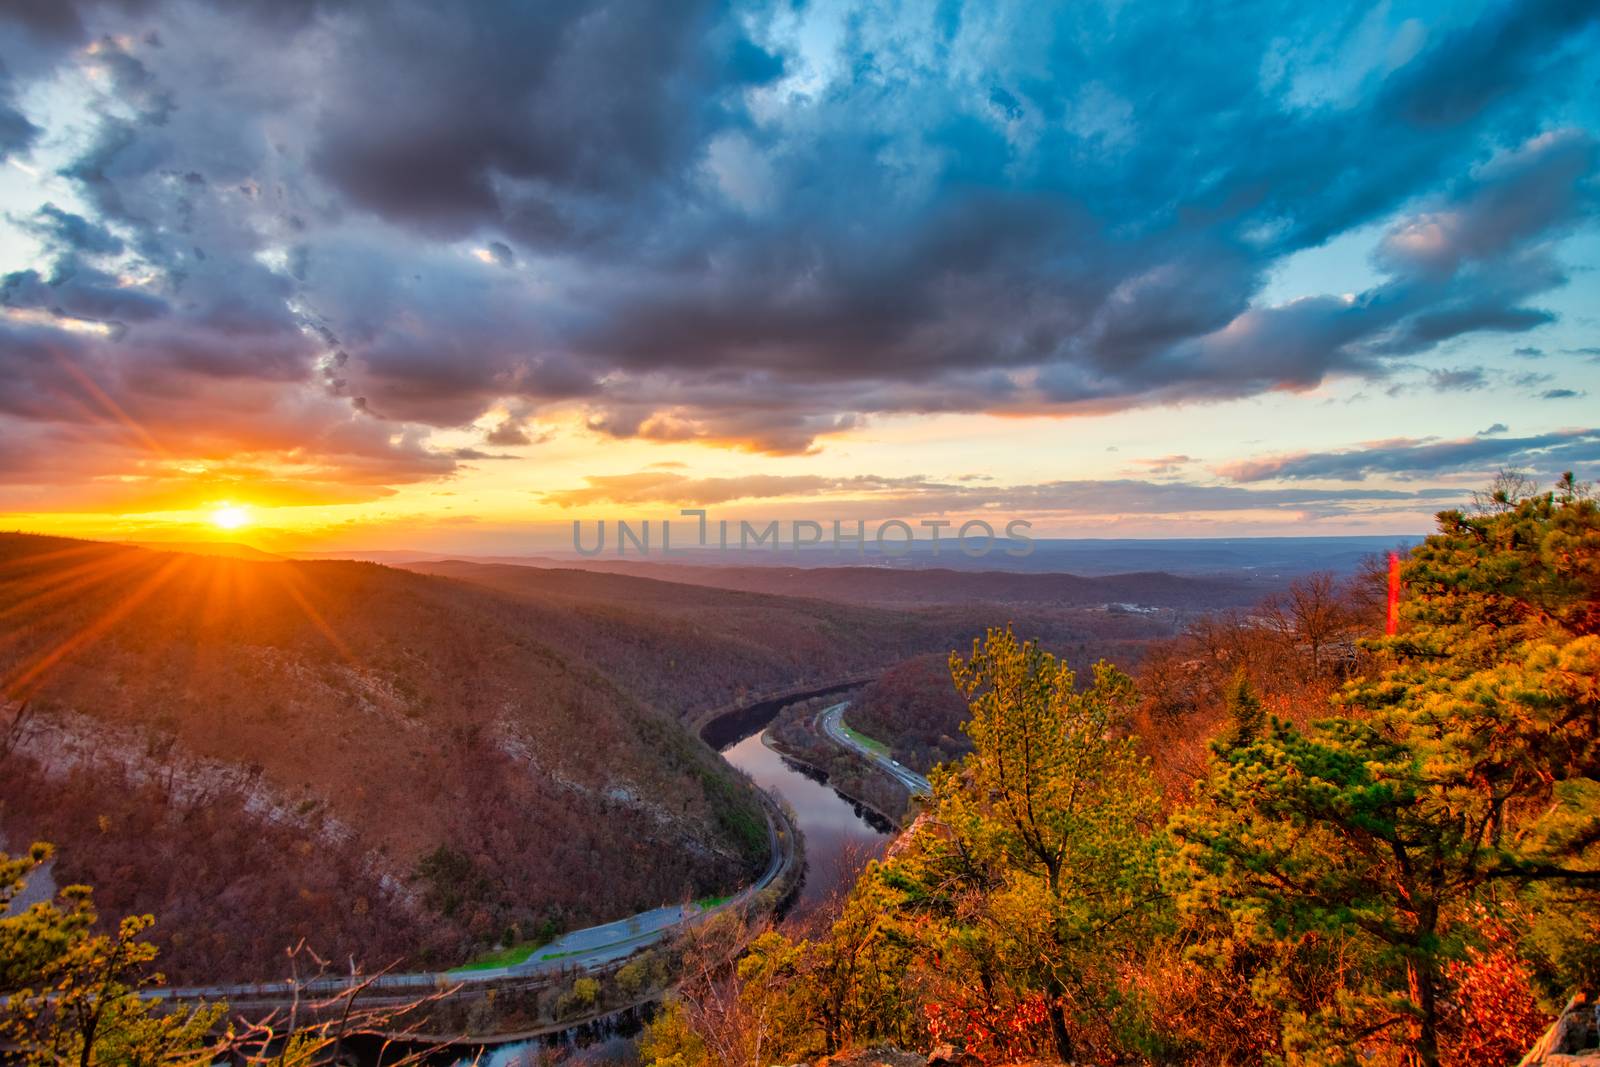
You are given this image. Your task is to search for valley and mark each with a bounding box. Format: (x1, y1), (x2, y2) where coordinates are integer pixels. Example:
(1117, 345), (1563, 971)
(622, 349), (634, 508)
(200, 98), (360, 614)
(0, 534), (1260, 991)
(0, 533), (1255, 990)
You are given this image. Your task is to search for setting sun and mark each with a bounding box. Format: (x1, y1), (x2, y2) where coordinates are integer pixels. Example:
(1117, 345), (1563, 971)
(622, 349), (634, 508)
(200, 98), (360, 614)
(209, 504), (252, 531)
(0, 3), (1597, 1058)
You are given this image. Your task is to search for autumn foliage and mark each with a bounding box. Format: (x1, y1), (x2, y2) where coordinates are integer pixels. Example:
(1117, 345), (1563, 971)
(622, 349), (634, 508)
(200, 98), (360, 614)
(646, 477), (1599, 1066)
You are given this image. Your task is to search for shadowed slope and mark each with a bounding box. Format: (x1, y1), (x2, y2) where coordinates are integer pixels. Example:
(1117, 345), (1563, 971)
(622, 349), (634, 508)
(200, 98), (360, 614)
(0, 534), (765, 982)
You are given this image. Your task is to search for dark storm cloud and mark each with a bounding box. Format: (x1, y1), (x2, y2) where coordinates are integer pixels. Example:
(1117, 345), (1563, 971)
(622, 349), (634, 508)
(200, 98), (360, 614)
(0, 0), (1596, 492)
(0, 316), (449, 482)
(310, 0), (781, 238)
(1374, 132), (1598, 277)
(0, 0), (122, 44)
(1165, 127), (1598, 398)
(0, 64), (38, 159)
(1376, 0), (1599, 127)
(535, 6), (1596, 430)
(2, 264), (168, 323)
(1219, 428), (1600, 483)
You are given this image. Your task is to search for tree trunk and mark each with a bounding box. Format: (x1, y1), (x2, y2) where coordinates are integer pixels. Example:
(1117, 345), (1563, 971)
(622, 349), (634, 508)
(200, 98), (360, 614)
(1405, 957), (1441, 1067)
(77, 1017), (97, 1067)
(1047, 997), (1074, 1063)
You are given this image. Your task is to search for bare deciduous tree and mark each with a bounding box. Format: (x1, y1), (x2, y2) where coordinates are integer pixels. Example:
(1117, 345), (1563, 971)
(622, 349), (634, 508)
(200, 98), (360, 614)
(1471, 469), (1539, 514)
(1262, 571), (1360, 678)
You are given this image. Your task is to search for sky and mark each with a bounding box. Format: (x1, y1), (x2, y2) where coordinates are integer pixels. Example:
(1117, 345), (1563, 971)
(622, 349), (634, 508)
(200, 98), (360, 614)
(1, 0), (1598, 554)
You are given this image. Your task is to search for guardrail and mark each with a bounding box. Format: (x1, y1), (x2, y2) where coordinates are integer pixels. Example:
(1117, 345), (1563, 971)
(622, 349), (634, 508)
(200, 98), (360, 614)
(152, 774), (802, 1019)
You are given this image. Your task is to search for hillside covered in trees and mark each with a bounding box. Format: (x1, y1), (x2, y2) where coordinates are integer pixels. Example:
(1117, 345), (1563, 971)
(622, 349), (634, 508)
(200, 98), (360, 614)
(645, 480), (1600, 1067)
(846, 655), (974, 775)
(480, 558), (1264, 609)
(400, 558), (1222, 719)
(0, 534), (774, 982)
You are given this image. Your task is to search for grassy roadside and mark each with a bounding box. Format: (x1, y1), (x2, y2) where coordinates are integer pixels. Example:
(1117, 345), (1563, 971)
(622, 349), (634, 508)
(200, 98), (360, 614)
(454, 939), (551, 972)
(840, 720), (891, 758)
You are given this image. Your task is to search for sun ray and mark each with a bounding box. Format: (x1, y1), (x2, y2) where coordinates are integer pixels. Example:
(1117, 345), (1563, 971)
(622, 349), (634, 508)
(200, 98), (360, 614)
(3, 553), (191, 703)
(0, 549), (153, 633)
(0, 539), (118, 577)
(267, 563), (361, 667)
(48, 349), (170, 459)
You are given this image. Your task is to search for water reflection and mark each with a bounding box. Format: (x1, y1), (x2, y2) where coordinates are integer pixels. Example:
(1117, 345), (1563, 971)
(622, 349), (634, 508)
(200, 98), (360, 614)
(385, 711), (892, 1065)
(720, 730), (891, 910)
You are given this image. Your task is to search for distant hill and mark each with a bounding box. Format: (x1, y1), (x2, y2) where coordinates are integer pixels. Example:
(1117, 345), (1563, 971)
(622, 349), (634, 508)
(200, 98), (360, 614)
(124, 539), (285, 561)
(400, 559), (1253, 720)
(302, 534), (1412, 580)
(458, 559), (1261, 609)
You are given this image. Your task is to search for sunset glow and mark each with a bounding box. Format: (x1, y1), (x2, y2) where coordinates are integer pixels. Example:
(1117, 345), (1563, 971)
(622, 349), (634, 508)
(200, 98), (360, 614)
(209, 505), (253, 532)
(0, 2), (1594, 551)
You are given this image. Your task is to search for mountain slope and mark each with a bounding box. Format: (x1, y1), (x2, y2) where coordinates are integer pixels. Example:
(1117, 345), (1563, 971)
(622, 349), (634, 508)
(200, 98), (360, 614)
(0, 534), (766, 982)
(399, 559), (1231, 721)
(0, 537), (1258, 984)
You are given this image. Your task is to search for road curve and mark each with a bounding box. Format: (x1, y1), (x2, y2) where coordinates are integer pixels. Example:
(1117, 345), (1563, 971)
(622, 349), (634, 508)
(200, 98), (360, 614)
(819, 701), (931, 796)
(152, 787), (797, 1005)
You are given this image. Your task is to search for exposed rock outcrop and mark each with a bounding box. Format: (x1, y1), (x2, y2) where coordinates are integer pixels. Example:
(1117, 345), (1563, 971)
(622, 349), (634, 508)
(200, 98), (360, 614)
(1521, 994), (1600, 1065)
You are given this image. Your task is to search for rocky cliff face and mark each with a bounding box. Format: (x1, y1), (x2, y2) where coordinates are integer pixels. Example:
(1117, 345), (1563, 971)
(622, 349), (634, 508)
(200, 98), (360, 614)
(1521, 995), (1600, 1066)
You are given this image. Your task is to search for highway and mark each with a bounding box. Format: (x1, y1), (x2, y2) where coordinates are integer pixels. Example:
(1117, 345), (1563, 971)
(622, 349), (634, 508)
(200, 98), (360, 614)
(150, 789), (795, 1005)
(818, 701), (931, 796)
(145, 685), (889, 1010)
(144, 698), (925, 1011)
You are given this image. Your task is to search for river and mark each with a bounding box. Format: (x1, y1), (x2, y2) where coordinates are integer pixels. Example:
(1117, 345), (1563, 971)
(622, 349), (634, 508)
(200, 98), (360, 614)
(719, 726), (893, 911)
(424, 702), (893, 1065)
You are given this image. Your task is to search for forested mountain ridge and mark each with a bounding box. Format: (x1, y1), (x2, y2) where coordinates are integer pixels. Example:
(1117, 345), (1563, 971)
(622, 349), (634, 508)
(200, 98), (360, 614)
(0, 534), (1255, 985)
(847, 655), (974, 775)
(0, 533), (768, 982)
(415, 557), (1260, 609)
(401, 558), (1232, 718)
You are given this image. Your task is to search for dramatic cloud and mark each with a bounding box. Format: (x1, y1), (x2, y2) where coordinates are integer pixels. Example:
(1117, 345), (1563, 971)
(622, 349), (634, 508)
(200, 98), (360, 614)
(1218, 428), (1600, 482)
(0, 0), (1597, 505)
(0, 60), (38, 159)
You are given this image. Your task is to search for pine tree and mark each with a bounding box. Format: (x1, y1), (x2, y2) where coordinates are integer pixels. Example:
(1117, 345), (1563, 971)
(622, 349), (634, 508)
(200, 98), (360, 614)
(0, 844), (223, 1067)
(1216, 670), (1266, 753)
(1171, 486), (1600, 1067)
(888, 627), (1169, 1061)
